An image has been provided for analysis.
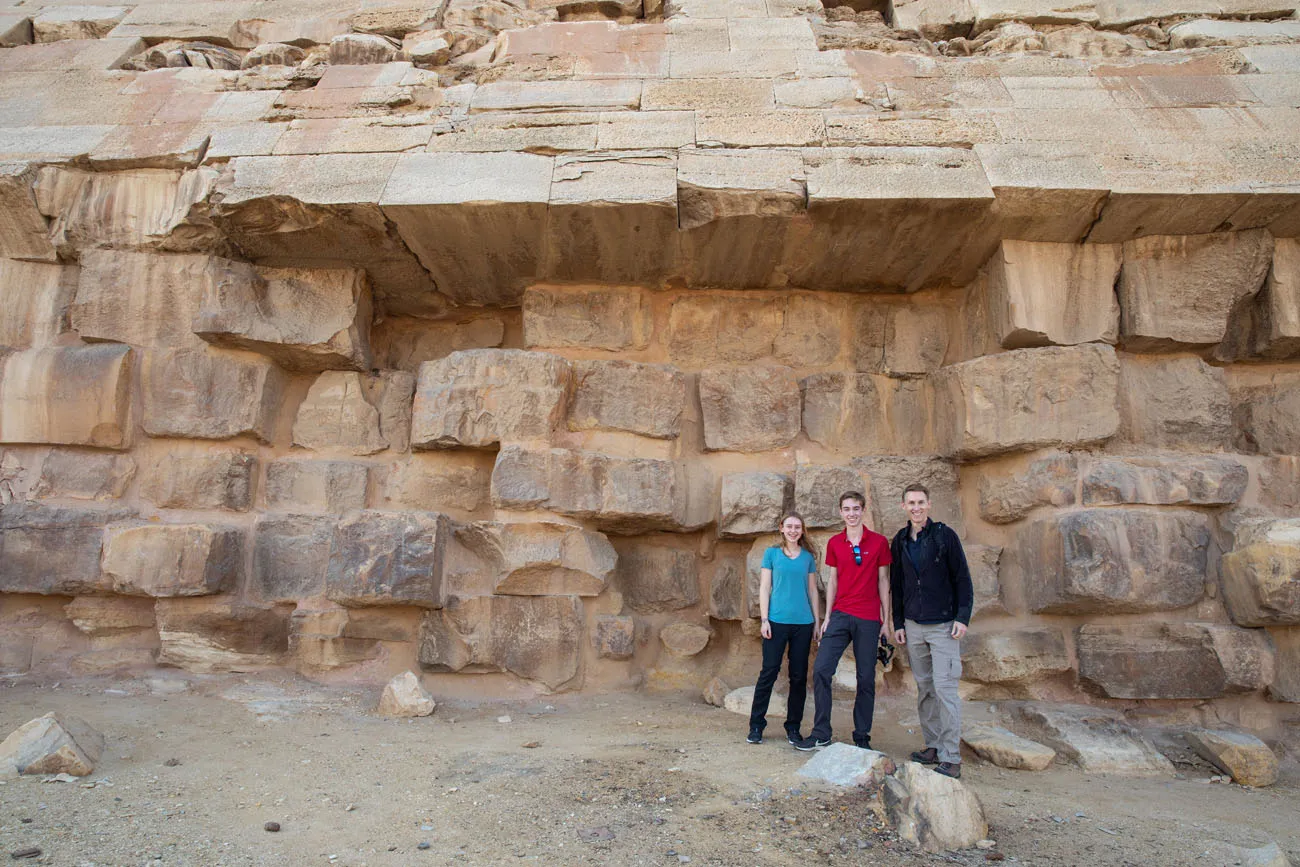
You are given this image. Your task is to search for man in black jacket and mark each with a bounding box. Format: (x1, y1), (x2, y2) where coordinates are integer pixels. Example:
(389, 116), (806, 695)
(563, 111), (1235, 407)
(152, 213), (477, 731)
(889, 484), (972, 779)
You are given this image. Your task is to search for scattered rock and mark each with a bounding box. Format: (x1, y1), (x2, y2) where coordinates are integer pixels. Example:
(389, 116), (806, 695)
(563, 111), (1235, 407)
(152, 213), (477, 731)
(796, 743), (896, 787)
(702, 677), (730, 708)
(10, 848), (41, 860)
(961, 724), (1056, 771)
(163, 757), (181, 767)
(723, 686), (785, 718)
(1184, 730), (1278, 788)
(659, 622), (712, 658)
(1013, 703), (1174, 776)
(0, 713), (104, 777)
(378, 671), (436, 719)
(884, 762), (989, 852)
(264, 821), (281, 832)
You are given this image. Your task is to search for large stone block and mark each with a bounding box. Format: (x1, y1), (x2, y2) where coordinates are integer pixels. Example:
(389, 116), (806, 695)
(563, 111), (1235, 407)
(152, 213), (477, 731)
(1185, 729), (1278, 788)
(194, 265), (373, 372)
(155, 598), (289, 673)
(1012, 703), (1174, 776)
(803, 374), (936, 455)
(883, 762), (988, 853)
(719, 472), (791, 539)
(616, 542), (699, 613)
(1232, 370), (1300, 456)
(850, 301), (948, 378)
(985, 240), (1121, 348)
(1221, 519), (1300, 627)
(1118, 354), (1231, 451)
(978, 452), (1078, 525)
(326, 510), (447, 608)
(51, 168), (220, 254)
(707, 558), (744, 621)
(65, 596), (155, 635)
(592, 614), (635, 660)
(963, 626), (1070, 685)
(935, 344), (1119, 460)
(1272, 627), (1300, 703)
(376, 453), (491, 514)
(265, 459), (370, 513)
(293, 370), (414, 455)
(1119, 230), (1274, 351)
(0, 504), (132, 595)
(0, 259), (75, 349)
(101, 522), (243, 598)
(411, 349), (569, 449)
(31, 450), (134, 501)
(1251, 238), (1300, 359)
(138, 451), (255, 512)
(794, 464), (867, 530)
(0, 162), (56, 261)
(250, 513), (334, 603)
(569, 360), (685, 440)
(455, 521), (616, 597)
(852, 455), (962, 535)
(522, 285), (651, 351)
(142, 347), (286, 443)
(968, 544), (1005, 618)
(418, 595), (583, 690)
(1081, 455), (1248, 507)
(1015, 508), (1209, 615)
(1077, 622), (1272, 700)
(666, 292), (783, 366)
(0, 344), (132, 449)
(699, 365), (801, 452)
(0, 712), (104, 777)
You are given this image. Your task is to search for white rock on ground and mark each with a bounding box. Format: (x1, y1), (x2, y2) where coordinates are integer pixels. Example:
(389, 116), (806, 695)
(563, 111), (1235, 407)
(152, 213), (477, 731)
(796, 742), (896, 786)
(723, 685), (785, 717)
(1013, 703), (1174, 776)
(1184, 729), (1278, 788)
(377, 671), (436, 718)
(883, 761), (989, 852)
(702, 677), (729, 707)
(0, 713), (105, 776)
(962, 723), (1056, 771)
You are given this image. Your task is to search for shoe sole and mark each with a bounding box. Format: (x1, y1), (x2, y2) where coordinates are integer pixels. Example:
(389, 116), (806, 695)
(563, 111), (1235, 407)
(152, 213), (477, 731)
(747, 737), (762, 745)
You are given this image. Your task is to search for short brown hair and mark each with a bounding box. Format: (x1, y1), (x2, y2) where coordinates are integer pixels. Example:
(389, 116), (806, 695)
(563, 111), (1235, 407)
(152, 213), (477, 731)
(839, 491), (866, 508)
(901, 484), (930, 502)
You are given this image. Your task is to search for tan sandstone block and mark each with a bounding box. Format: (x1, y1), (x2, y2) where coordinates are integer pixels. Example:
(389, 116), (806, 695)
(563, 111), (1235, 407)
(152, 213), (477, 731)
(0, 259), (76, 349)
(985, 240), (1121, 348)
(522, 284), (651, 350)
(142, 347), (286, 443)
(1117, 354), (1231, 451)
(962, 626), (1070, 684)
(455, 521), (616, 597)
(102, 522), (243, 597)
(32, 450), (135, 501)
(265, 459), (370, 513)
(0, 344), (132, 448)
(1221, 518), (1300, 627)
(138, 450), (255, 511)
(569, 360), (686, 440)
(699, 365), (801, 452)
(0, 162), (56, 261)
(293, 370), (414, 456)
(803, 373), (936, 455)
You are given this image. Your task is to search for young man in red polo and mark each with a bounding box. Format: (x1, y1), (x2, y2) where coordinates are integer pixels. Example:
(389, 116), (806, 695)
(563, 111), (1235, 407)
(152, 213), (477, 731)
(793, 491), (893, 751)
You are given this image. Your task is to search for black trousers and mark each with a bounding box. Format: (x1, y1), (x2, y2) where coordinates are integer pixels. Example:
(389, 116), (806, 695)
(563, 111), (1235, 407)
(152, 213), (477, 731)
(748, 621), (813, 734)
(810, 611), (881, 744)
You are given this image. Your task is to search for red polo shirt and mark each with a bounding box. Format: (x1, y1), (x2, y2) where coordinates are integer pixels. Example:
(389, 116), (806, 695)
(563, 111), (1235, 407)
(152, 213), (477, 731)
(825, 529), (892, 622)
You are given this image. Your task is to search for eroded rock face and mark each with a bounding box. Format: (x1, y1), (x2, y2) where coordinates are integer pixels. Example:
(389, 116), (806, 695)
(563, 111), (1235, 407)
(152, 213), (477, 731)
(963, 626), (1069, 685)
(699, 366), (801, 453)
(0, 504), (134, 595)
(1013, 703), (1174, 776)
(1221, 519), (1300, 627)
(155, 598), (289, 673)
(265, 460), (370, 513)
(32, 451), (135, 501)
(616, 542), (699, 613)
(962, 724), (1055, 771)
(794, 465), (867, 529)
(456, 521), (616, 596)
(1117, 355), (1231, 451)
(1232, 371), (1300, 456)
(101, 522), (243, 598)
(0, 713), (104, 777)
(0, 344), (133, 449)
(523, 285), (651, 350)
(593, 614), (634, 659)
(1185, 729), (1278, 788)
(142, 348), (286, 443)
(660, 621), (711, 657)
(568, 360), (685, 439)
(1077, 622), (1256, 700)
(251, 514), (333, 603)
(802, 373), (934, 455)
(294, 371), (413, 455)
(853, 456), (962, 534)
(985, 240), (1121, 348)
(326, 511), (448, 608)
(977, 452), (1077, 525)
(884, 762), (989, 853)
(138, 451), (255, 512)
(0, 259), (74, 350)
(718, 472), (790, 538)
(1081, 456), (1247, 507)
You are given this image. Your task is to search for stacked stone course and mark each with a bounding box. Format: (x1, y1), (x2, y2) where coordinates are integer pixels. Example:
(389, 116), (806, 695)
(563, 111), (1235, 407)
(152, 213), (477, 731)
(0, 0), (1298, 732)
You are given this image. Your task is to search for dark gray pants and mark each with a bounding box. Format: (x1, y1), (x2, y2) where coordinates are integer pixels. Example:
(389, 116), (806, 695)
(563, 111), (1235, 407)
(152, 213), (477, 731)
(810, 611), (880, 745)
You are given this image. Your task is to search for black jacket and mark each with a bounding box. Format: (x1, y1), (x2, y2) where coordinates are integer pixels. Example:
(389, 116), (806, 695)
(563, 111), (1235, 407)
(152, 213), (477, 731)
(889, 519), (973, 627)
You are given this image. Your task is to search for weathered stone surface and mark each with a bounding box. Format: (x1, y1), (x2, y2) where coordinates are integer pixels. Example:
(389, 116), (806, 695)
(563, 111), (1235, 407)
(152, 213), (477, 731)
(617, 542), (699, 612)
(412, 349), (569, 449)
(797, 743), (897, 787)
(708, 558), (744, 621)
(1259, 457), (1300, 515)
(985, 240), (1121, 348)
(1119, 231), (1274, 351)
(699, 366), (801, 452)
(32, 7), (124, 45)
(32, 450), (135, 501)
(801, 372), (934, 455)
(1221, 519), (1300, 627)
(719, 472), (790, 538)
(794, 465), (867, 529)
(963, 627), (1070, 685)
(142, 348), (285, 443)
(724, 685), (786, 717)
(667, 293), (783, 366)
(962, 724), (1056, 771)
(851, 301), (949, 378)
(0, 259), (75, 349)
(456, 521), (615, 596)
(65, 595), (155, 635)
(1186, 729), (1278, 787)
(935, 344), (1120, 460)
(250, 513), (333, 602)
(660, 621), (712, 657)
(1078, 622), (1241, 700)
(1013, 703), (1175, 776)
(329, 32), (400, 65)
(853, 456), (963, 535)
(968, 544), (1005, 618)
(419, 595), (583, 690)
(0, 504), (133, 595)
(0, 713), (103, 777)
(1014, 509), (1208, 615)
(593, 614), (635, 659)
(265, 459), (369, 513)
(155, 598), (289, 673)
(377, 453), (490, 514)
(138, 451), (255, 511)
(977, 452), (1077, 525)
(1232, 370), (1300, 456)
(378, 670), (436, 718)
(703, 676), (729, 707)
(195, 266), (372, 373)
(326, 510), (447, 608)
(101, 522), (243, 598)
(1081, 455), (1247, 507)
(373, 316), (506, 373)
(568, 360), (685, 440)
(1204, 623), (1276, 694)
(1117, 355), (1231, 451)
(0, 163), (56, 261)
(0, 344), (132, 448)
(1272, 627), (1300, 703)
(1248, 238), (1300, 359)
(50, 168), (219, 253)
(522, 285), (651, 351)
(294, 370), (414, 455)
(884, 762), (989, 852)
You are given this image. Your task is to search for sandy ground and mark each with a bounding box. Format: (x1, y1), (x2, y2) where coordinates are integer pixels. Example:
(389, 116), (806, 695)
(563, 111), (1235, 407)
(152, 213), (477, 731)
(1, 671), (1298, 867)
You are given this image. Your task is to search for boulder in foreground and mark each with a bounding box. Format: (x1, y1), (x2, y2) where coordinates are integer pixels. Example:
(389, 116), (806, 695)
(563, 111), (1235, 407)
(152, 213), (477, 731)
(884, 762), (988, 852)
(0, 713), (104, 776)
(377, 671), (436, 718)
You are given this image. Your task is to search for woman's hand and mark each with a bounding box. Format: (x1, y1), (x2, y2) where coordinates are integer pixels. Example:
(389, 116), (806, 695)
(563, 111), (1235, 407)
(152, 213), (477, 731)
(760, 619), (772, 640)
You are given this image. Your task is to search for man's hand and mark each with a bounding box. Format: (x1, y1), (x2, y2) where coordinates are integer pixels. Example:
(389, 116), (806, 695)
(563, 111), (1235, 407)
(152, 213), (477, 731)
(893, 629), (906, 646)
(950, 621), (967, 640)
(760, 620), (772, 640)
(819, 619), (830, 639)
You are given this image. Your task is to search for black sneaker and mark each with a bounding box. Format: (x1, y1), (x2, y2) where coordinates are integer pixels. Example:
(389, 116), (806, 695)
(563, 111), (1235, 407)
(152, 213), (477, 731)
(747, 727), (763, 745)
(934, 761), (961, 779)
(791, 735), (823, 752)
(853, 737), (872, 750)
(910, 747), (939, 765)
(786, 730), (804, 746)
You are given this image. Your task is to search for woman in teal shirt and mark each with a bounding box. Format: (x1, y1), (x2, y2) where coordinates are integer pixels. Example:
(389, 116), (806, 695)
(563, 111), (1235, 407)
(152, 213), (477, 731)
(748, 512), (822, 746)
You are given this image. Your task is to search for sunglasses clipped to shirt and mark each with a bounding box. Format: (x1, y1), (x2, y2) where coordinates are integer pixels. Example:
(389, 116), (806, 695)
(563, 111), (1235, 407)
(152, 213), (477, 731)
(852, 544), (862, 565)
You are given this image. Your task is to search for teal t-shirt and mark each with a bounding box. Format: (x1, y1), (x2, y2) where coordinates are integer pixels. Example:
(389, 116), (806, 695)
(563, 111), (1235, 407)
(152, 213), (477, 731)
(761, 546), (816, 625)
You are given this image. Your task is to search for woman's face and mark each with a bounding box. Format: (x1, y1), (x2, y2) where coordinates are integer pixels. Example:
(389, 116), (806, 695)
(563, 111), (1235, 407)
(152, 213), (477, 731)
(781, 516), (804, 545)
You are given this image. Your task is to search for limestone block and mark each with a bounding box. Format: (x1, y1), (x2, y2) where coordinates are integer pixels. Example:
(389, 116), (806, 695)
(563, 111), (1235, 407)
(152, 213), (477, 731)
(0, 162), (56, 262)
(242, 42), (306, 67)
(1259, 457), (1300, 514)
(378, 670), (436, 718)
(1186, 729), (1278, 787)
(667, 293), (784, 366)
(456, 521), (615, 596)
(142, 348), (286, 443)
(777, 293), (843, 368)
(1015, 508), (1208, 615)
(1232, 370), (1300, 456)
(803, 374), (935, 456)
(32, 451), (134, 501)
(194, 266), (373, 373)
(617, 542), (699, 612)
(0, 260), (75, 349)
(380, 152), (553, 307)
(852, 455), (963, 535)
(1221, 519), (1300, 626)
(294, 370), (414, 456)
(703, 676), (729, 707)
(71, 250), (227, 349)
(1169, 18), (1300, 49)
(101, 522), (243, 598)
(373, 317), (505, 372)
(794, 465), (867, 529)
(708, 559), (744, 621)
(1013, 703), (1174, 775)
(569, 360), (685, 440)
(0, 504), (133, 595)
(797, 743), (897, 787)
(961, 724), (1056, 771)
(326, 510), (448, 608)
(1118, 355), (1230, 451)
(962, 626), (1070, 684)
(1119, 231), (1274, 351)
(723, 685), (786, 717)
(1272, 627), (1300, 703)
(51, 168), (219, 254)
(593, 614), (634, 659)
(411, 349), (569, 449)
(699, 366), (801, 453)
(65, 596), (155, 636)
(0, 14), (32, 48)
(328, 32), (399, 64)
(851, 302), (949, 378)
(968, 544), (1005, 618)
(1248, 238), (1300, 359)
(935, 344), (1120, 460)
(719, 472), (791, 538)
(0, 713), (103, 777)
(1077, 622), (1271, 700)
(138, 451), (255, 512)
(470, 80), (641, 113)
(418, 595), (583, 690)
(660, 622), (712, 657)
(546, 152), (678, 285)
(33, 6), (128, 42)
(1081, 455), (1248, 507)
(0, 344), (132, 449)
(377, 453), (490, 514)
(978, 452), (1078, 525)
(985, 240), (1121, 348)
(522, 285), (650, 351)
(265, 459), (370, 513)
(250, 513), (333, 602)
(971, 0), (1098, 33)
(155, 598), (289, 673)
(884, 762), (988, 852)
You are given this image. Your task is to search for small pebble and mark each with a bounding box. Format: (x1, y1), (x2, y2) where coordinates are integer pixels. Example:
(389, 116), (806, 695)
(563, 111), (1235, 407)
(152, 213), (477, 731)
(421, 824), (434, 831)
(163, 758), (181, 767)
(985, 853), (1006, 862)
(11, 849), (42, 860)
(264, 822), (281, 832)
(679, 857), (691, 864)
(417, 842), (431, 851)
(976, 839), (996, 850)
(497, 716), (511, 724)
(521, 741), (540, 749)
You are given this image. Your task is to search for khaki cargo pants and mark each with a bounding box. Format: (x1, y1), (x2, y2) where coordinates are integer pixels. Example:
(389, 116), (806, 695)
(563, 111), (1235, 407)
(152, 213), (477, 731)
(904, 620), (963, 764)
